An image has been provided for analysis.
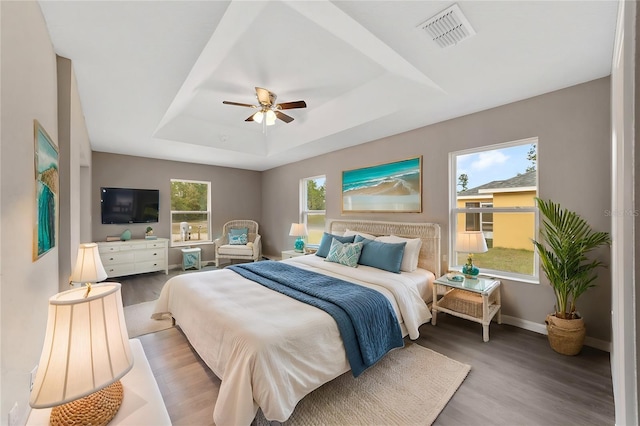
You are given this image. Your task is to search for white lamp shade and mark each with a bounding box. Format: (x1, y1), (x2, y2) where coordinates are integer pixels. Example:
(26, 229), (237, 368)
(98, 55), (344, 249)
(253, 111), (264, 123)
(289, 223), (308, 237)
(455, 231), (488, 254)
(69, 243), (108, 284)
(29, 283), (133, 408)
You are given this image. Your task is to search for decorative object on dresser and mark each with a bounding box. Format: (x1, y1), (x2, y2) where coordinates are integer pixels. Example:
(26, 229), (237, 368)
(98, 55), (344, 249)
(432, 274), (501, 342)
(532, 198), (611, 355)
(213, 220), (262, 267)
(456, 231), (488, 278)
(97, 238), (168, 278)
(289, 222), (308, 252)
(29, 283), (133, 426)
(69, 243), (107, 290)
(341, 156), (422, 213)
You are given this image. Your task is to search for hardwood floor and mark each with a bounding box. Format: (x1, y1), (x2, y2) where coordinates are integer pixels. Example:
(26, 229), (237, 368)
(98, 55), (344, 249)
(125, 270), (615, 425)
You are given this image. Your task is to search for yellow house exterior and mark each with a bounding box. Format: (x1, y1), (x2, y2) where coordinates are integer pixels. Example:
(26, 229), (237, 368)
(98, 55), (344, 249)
(457, 171), (536, 251)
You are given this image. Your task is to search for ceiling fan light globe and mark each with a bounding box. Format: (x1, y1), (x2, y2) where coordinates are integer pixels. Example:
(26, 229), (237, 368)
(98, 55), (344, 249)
(253, 111), (264, 123)
(265, 110), (277, 126)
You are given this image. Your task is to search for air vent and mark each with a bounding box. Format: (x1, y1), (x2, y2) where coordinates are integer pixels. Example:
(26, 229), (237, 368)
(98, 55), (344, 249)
(418, 4), (475, 48)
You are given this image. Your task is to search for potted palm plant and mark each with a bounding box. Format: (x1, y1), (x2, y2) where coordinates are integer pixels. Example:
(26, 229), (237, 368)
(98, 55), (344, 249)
(532, 198), (611, 355)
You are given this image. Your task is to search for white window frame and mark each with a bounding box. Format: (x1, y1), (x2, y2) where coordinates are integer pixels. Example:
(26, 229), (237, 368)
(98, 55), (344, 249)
(170, 178), (212, 248)
(449, 137), (539, 283)
(300, 175), (326, 248)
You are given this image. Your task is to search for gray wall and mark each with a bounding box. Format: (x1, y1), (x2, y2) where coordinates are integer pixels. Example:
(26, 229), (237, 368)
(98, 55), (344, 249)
(91, 152), (262, 266)
(0, 2), (89, 423)
(263, 77), (612, 343)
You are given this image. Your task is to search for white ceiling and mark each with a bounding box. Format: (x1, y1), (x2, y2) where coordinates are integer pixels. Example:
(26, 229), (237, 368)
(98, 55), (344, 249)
(38, 0), (619, 171)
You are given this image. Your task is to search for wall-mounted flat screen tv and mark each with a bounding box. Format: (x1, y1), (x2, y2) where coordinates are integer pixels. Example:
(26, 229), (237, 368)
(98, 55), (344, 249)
(101, 187), (159, 224)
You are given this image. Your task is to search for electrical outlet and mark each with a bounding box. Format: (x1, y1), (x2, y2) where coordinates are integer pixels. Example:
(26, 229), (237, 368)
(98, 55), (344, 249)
(8, 402), (18, 426)
(30, 365), (38, 391)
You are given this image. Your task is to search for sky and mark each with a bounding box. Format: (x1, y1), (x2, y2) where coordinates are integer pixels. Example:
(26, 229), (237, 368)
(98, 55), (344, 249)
(456, 143), (535, 189)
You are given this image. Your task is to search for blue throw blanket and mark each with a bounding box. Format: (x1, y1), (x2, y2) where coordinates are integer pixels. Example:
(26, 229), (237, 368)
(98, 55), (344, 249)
(228, 261), (404, 377)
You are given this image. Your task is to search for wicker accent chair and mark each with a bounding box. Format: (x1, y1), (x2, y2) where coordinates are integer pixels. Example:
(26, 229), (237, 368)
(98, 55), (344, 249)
(214, 220), (262, 267)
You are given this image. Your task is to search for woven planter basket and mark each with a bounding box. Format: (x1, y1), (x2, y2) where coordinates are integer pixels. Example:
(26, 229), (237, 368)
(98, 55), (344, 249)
(545, 314), (586, 356)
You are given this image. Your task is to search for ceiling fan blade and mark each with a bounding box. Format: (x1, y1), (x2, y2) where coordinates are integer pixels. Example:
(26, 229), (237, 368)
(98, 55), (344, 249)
(223, 101), (256, 108)
(255, 87), (274, 106)
(277, 100), (307, 110)
(275, 111), (294, 123)
(245, 114), (255, 122)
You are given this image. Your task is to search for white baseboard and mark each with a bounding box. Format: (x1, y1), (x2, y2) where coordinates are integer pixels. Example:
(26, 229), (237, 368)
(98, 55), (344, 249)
(501, 315), (611, 353)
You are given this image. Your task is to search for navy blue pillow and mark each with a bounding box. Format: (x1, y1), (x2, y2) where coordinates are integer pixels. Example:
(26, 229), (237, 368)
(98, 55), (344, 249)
(315, 233), (356, 258)
(355, 235), (406, 273)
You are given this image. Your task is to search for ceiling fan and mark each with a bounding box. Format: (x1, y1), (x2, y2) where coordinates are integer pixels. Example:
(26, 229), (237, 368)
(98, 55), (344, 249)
(223, 87), (307, 126)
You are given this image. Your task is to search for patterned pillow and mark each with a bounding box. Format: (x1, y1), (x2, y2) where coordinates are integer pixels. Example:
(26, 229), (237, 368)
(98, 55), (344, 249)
(325, 238), (363, 268)
(229, 233), (248, 245)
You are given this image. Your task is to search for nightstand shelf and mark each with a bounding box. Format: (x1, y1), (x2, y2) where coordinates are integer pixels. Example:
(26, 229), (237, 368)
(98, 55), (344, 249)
(432, 275), (501, 342)
(281, 250), (307, 259)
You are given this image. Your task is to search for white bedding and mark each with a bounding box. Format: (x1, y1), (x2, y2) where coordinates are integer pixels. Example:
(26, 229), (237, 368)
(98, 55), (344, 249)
(152, 255), (433, 425)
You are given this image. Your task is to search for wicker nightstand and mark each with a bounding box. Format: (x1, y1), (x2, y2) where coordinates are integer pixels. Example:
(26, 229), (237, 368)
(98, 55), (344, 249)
(431, 275), (501, 342)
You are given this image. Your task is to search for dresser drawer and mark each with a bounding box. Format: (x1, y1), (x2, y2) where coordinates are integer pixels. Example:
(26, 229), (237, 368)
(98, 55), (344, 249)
(146, 241), (166, 249)
(104, 263), (135, 278)
(135, 249), (165, 262)
(101, 251), (135, 265)
(135, 260), (164, 274)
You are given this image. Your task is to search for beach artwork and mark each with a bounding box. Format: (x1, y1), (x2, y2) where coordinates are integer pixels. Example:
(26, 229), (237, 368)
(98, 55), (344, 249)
(33, 121), (58, 260)
(342, 157), (422, 212)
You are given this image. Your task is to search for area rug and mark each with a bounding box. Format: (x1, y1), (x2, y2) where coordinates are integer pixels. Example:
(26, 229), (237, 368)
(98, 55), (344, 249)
(123, 300), (172, 338)
(254, 342), (470, 425)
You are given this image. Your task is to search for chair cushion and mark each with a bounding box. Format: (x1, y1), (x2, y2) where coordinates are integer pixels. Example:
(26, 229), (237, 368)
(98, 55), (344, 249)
(218, 244), (253, 256)
(229, 227), (249, 236)
(229, 233), (248, 245)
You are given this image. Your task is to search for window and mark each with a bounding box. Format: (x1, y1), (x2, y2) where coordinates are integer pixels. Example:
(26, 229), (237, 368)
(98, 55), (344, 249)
(170, 179), (211, 247)
(300, 176), (326, 247)
(451, 138), (538, 281)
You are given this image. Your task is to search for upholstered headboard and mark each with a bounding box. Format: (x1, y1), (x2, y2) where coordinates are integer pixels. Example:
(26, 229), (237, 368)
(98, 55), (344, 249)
(327, 219), (441, 277)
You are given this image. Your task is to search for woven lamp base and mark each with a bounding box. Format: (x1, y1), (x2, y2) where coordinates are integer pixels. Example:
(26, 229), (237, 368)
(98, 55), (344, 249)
(50, 380), (124, 426)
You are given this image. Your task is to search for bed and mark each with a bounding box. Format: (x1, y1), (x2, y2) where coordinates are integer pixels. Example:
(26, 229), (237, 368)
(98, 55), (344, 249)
(152, 219), (441, 425)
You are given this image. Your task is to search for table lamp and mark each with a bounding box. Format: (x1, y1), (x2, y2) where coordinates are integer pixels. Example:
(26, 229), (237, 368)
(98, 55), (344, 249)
(69, 242), (108, 293)
(30, 244), (133, 425)
(456, 231), (488, 278)
(289, 223), (308, 253)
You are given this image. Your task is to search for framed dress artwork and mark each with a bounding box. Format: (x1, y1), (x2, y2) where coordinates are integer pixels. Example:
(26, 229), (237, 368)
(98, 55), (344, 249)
(33, 120), (59, 260)
(342, 156), (422, 213)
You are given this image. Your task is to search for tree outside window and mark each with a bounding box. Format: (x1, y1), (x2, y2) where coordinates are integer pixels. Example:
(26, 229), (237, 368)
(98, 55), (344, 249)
(301, 176), (326, 246)
(170, 179), (211, 246)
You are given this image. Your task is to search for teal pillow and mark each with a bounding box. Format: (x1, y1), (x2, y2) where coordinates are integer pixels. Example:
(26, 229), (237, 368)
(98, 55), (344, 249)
(229, 233), (248, 245)
(316, 232), (356, 258)
(325, 239), (363, 268)
(354, 235), (406, 273)
(230, 227), (248, 236)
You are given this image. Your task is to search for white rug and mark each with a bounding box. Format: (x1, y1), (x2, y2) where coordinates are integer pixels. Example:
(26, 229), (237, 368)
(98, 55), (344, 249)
(255, 342), (470, 425)
(123, 300), (172, 338)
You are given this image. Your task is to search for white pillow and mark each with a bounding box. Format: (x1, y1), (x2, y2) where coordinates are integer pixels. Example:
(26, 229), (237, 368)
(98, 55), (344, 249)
(343, 229), (377, 241)
(375, 235), (422, 272)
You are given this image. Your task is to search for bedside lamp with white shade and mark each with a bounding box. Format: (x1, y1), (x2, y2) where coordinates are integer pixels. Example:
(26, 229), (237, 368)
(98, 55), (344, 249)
(456, 231), (488, 278)
(289, 223), (308, 253)
(30, 243), (133, 425)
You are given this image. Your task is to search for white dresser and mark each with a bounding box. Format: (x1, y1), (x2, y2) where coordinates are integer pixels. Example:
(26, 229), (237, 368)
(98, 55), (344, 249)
(97, 238), (169, 278)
